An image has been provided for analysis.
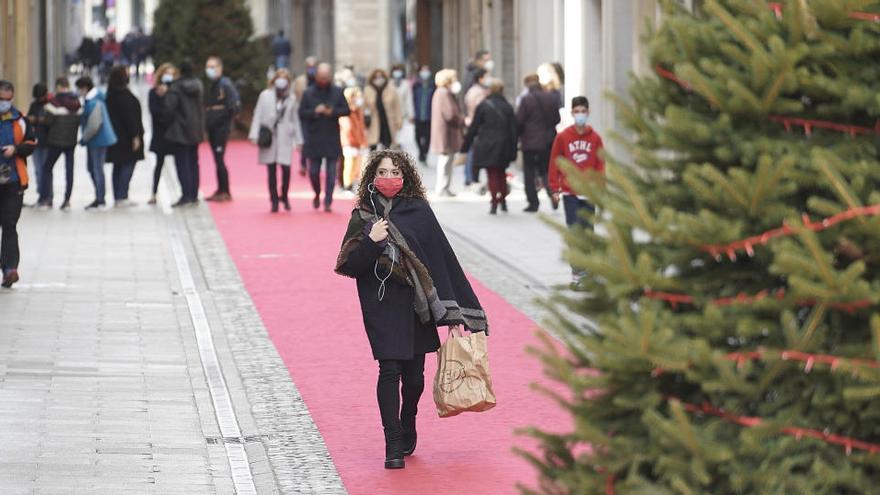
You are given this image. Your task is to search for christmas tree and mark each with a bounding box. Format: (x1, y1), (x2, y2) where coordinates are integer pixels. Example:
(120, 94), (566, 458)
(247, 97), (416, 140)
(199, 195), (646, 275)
(521, 1), (880, 493)
(152, 0), (268, 105)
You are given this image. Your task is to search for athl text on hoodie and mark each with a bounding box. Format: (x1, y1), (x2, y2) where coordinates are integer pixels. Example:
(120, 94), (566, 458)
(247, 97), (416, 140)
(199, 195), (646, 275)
(547, 124), (604, 195)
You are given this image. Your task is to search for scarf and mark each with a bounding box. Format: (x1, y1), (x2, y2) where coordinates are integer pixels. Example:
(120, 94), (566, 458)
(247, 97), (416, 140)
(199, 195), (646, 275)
(335, 195), (488, 333)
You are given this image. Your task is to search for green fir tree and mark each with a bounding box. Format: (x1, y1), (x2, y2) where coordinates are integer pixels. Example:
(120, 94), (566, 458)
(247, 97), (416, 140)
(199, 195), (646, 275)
(522, 1), (880, 493)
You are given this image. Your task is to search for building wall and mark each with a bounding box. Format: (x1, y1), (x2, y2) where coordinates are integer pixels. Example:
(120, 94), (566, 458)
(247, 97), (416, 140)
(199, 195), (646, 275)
(334, 0), (391, 72)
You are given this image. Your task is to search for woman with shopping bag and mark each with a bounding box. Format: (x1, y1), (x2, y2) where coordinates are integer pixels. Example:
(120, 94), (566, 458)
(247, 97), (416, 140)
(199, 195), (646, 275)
(335, 149), (489, 469)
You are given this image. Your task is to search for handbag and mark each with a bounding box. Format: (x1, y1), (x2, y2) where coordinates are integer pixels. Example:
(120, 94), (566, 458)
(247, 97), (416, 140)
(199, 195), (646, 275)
(433, 328), (497, 418)
(257, 99), (286, 148)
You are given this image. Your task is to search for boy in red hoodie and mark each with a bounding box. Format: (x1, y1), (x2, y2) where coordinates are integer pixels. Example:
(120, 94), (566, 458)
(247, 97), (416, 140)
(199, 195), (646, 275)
(547, 96), (604, 284)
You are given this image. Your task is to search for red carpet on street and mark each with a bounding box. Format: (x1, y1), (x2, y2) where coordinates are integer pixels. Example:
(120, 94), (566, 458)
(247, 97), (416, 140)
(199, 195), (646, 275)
(199, 141), (569, 494)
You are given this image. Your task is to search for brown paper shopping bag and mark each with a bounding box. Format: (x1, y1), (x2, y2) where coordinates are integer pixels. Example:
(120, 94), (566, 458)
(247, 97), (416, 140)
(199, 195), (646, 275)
(433, 329), (497, 418)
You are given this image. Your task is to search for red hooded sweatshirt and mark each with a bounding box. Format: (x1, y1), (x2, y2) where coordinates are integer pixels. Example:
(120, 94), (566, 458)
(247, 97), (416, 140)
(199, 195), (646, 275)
(547, 124), (604, 195)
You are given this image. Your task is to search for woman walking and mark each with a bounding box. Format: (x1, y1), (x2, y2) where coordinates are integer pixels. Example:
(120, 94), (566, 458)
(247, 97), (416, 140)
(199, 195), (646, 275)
(339, 86), (367, 191)
(364, 69), (402, 151)
(249, 69), (302, 212)
(462, 79), (517, 214)
(335, 149), (488, 469)
(147, 63), (176, 205)
(430, 69), (465, 197)
(105, 65), (145, 207)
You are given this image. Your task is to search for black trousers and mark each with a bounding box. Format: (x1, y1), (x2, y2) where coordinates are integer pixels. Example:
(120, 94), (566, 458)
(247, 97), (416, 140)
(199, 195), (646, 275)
(152, 152), (170, 195)
(266, 163), (291, 203)
(522, 146), (553, 208)
(0, 183), (24, 271)
(174, 144), (200, 202)
(377, 354), (426, 432)
(414, 121), (430, 162)
(208, 127), (230, 194)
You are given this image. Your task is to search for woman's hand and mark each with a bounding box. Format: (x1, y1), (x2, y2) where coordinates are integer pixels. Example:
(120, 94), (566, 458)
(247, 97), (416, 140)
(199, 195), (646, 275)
(369, 219), (389, 243)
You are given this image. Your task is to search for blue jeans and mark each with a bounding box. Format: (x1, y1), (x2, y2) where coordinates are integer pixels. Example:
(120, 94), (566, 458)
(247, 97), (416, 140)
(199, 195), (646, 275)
(562, 195), (595, 277)
(275, 55), (289, 70)
(308, 156), (338, 207)
(464, 149), (475, 184)
(112, 160), (136, 200)
(87, 146), (107, 204)
(40, 146), (75, 204)
(31, 146), (48, 199)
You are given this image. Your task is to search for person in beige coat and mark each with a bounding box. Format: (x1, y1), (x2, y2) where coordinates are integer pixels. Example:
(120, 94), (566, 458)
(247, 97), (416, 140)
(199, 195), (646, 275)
(363, 69), (402, 151)
(429, 69), (464, 196)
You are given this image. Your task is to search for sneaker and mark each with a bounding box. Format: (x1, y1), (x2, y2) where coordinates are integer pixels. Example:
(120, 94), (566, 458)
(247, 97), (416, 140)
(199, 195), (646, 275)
(147, 196), (157, 205)
(206, 191), (231, 202)
(437, 189), (457, 198)
(324, 204), (332, 213)
(60, 201), (70, 210)
(2, 269), (19, 288)
(85, 200), (106, 210)
(37, 201), (52, 210)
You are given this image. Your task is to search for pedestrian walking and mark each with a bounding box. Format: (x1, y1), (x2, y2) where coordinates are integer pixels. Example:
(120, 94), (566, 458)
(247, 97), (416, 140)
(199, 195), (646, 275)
(548, 96), (605, 285)
(462, 79), (517, 215)
(364, 69), (402, 151)
(298, 63), (350, 212)
(41, 77), (82, 209)
(429, 69), (464, 197)
(538, 62), (565, 124)
(249, 69), (302, 213)
(340, 86), (367, 191)
(100, 33), (120, 82)
(163, 60), (205, 207)
(271, 30), (292, 70)
(26, 83), (50, 206)
(148, 63), (177, 205)
(0, 80), (37, 288)
(105, 66), (145, 207)
(204, 56), (241, 202)
(334, 149), (487, 470)
(76, 76), (117, 210)
(517, 73), (561, 212)
(390, 64), (414, 149)
(411, 66), (434, 166)
(463, 68), (489, 187)
(461, 50), (494, 98)
(294, 56), (319, 177)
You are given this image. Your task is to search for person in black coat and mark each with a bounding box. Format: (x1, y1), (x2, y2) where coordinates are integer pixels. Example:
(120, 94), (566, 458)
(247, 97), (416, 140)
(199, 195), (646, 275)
(105, 65), (145, 207)
(516, 73), (561, 212)
(335, 150), (487, 470)
(148, 63), (177, 205)
(163, 60), (205, 207)
(298, 63), (350, 212)
(462, 79), (517, 214)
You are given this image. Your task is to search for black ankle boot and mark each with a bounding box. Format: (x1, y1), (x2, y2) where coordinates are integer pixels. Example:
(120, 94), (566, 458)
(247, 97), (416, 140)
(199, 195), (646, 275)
(401, 416), (417, 456)
(384, 428), (405, 469)
(270, 199), (279, 213)
(489, 201), (498, 215)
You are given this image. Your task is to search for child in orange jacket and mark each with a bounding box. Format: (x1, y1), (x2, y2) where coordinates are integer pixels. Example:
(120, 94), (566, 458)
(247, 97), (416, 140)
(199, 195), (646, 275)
(340, 86), (367, 190)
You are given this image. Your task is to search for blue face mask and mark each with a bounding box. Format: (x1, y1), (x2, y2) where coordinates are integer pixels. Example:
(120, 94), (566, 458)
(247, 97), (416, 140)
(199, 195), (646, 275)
(573, 112), (588, 127)
(0, 101), (11, 114)
(161, 74), (174, 84)
(205, 67), (218, 80)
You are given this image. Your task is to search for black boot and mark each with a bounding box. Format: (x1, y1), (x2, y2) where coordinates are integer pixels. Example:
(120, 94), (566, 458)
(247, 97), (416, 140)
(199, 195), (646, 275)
(401, 415), (417, 456)
(384, 428), (405, 469)
(489, 200), (498, 215)
(270, 199), (279, 213)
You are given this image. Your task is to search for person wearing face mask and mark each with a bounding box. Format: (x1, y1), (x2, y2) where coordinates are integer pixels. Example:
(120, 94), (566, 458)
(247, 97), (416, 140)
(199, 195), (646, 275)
(335, 149), (487, 470)
(364, 69), (402, 151)
(0, 80), (37, 288)
(163, 60), (205, 207)
(463, 68), (489, 188)
(203, 56), (241, 202)
(41, 77), (82, 210)
(75, 76), (118, 211)
(461, 49), (493, 99)
(429, 69), (465, 197)
(298, 63), (350, 212)
(147, 64), (177, 205)
(548, 96), (605, 286)
(105, 65), (145, 208)
(411, 66), (434, 166)
(293, 57), (318, 177)
(26, 83), (50, 207)
(339, 86), (367, 191)
(249, 69), (303, 213)
(390, 64), (414, 150)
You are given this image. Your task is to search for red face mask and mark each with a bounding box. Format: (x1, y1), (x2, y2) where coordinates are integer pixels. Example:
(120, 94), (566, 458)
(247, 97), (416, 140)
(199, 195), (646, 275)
(374, 177), (404, 198)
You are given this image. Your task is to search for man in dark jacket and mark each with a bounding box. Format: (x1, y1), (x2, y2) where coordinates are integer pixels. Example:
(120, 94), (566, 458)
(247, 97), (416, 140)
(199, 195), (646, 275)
(412, 65), (434, 165)
(203, 56), (240, 202)
(164, 60), (204, 206)
(271, 30), (292, 70)
(41, 77), (81, 209)
(0, 80), (37, 288)
(298, 63), (350, 212)
(516, 73), (561, 212)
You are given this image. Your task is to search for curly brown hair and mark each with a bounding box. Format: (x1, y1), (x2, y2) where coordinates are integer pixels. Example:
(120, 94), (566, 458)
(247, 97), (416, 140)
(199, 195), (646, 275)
(356, 149), (427, 209)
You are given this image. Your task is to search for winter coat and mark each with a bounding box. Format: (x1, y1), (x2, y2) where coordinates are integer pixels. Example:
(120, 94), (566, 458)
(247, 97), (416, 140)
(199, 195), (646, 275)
(463, 84), (488, 126)
(462, 94), (517, 170)
(44, 93), (81, 149)
(516, 85), (561, 152)
(412, 79), (434, 122)
(429, 86), (464, 154)
(148, 88), (172, 155)
(364, 84), (402, 146)
(27, 99), (50, 145)
(164, 77), (205, 146)
(80, 89), (118, 149)
(0, 106), (36, 187)
(204, 76), (241, 135)
(393, 79), (414, 122)
(298, 83), (350, 159)
(340, 106), (367, 149)
(105, 87), (145, 164)
(248, 88), (302, 166)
